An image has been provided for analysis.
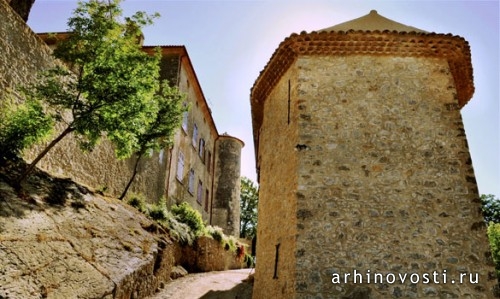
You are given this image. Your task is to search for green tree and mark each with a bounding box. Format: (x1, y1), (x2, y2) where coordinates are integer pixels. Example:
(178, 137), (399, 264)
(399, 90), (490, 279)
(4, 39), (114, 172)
(17, 0), (163, 183)
(482, 194), (500, 282)
(239, 177), (258, 239)
(488, 223), (500, 281)
(119, 81), (185, 200)
(481, 194), (500, 223)
(0, 97), (53, 164)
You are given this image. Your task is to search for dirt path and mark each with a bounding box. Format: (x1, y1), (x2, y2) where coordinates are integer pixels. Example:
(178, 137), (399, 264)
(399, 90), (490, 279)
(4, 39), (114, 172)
(146, 268), (254, 299)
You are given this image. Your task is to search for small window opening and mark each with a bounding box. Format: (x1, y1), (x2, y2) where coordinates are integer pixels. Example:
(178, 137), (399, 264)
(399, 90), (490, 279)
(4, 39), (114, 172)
(287, 80), (291, 125)
(273, 243), (280, 279)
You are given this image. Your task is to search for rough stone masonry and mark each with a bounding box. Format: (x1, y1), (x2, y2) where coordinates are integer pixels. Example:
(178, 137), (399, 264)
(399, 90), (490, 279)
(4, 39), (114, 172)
(251, 11), (497, 298)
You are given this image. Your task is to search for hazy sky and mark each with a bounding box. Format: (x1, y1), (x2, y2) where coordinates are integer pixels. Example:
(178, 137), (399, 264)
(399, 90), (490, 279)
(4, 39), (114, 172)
(27, 0), (499, 197)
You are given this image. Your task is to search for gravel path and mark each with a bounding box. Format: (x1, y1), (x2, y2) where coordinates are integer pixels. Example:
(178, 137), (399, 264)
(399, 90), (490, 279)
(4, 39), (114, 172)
(146, 268), (254, 299)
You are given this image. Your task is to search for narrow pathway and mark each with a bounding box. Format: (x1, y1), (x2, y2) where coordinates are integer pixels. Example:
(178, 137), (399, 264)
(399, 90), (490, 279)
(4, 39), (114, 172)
(146, 268), (254, 299)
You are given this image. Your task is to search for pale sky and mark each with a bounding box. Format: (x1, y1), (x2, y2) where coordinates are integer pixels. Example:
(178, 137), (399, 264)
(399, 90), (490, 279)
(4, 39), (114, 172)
(27, 0), (499, 198)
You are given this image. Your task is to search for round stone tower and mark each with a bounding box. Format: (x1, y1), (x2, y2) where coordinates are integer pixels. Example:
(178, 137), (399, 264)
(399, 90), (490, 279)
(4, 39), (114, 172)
(251, 10), (496, 298)
(212, 134), (244, 237)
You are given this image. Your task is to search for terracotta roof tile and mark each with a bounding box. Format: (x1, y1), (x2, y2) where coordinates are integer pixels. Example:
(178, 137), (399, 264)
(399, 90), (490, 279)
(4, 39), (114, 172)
(319, 10), (427, 33)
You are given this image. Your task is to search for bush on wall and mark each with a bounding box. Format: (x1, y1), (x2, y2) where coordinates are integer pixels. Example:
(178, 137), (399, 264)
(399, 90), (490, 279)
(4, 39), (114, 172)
(171, 202), (205, 237)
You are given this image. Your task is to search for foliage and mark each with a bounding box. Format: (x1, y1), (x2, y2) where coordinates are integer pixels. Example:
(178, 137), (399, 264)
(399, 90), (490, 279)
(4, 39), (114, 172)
(239, 177), (259, 239)
(133, 81), (186, 153)
(148, 196), (168, 221)
(205, 225), (224, 243)
(150, 198), (196, 245)
(244, 252), (254, 268)
(0, 97), (53, 163)
(482, 194), (500, 223)
(483, 194), (500, 281)
(119, 81), (186, 200)
(163, 215), (195, 246)
(171, 202), (205, 236)
(126, 193), (148, 214)
(17, 0), (164, 182)
(126, 196), (245, 249)
(222, 235), (238, 252)
(126, 195), (195, 245)
(488, 223), (500, 280)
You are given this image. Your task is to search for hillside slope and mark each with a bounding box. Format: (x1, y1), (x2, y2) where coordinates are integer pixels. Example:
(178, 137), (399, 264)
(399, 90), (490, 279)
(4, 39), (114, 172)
(0, 159), (177, 299)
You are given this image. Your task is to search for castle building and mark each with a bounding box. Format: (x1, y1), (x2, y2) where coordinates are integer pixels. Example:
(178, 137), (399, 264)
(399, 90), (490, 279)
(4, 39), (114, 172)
(250, 10), (496, 298)
(141, 46), (244, 236)
(0, 0), (243, 236)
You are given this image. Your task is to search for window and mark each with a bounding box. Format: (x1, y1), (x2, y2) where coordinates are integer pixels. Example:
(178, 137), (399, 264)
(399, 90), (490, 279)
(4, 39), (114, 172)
(188, 169), (195, 194)
(181, 103), (188, 133)
(207, 151), (211, 173)
(192, 124), (198, 148)
(176, 151), (184, 181)
(197, 180), (203, 205)
(204, 189), (210, 212)
(199, 138), (205, 161)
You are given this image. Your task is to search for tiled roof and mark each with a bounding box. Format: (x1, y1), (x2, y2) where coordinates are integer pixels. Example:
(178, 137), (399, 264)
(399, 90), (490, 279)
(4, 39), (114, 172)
(319, 10), (427, 33)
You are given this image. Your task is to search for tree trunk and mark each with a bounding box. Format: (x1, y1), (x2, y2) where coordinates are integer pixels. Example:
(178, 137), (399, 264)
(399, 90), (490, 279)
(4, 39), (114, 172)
(17, 125), (74, 184)
(119, 152), (143, 200)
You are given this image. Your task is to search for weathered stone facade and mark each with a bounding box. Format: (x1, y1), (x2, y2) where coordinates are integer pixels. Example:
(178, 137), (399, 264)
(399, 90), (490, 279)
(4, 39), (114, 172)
(212, 135), (245, 237)
(251, 11), (496, 298)
(0, 0), (53, 99)
(178, 236), (246, 273)
(0, 0), (243, 235)
(253, 65), (299, 298)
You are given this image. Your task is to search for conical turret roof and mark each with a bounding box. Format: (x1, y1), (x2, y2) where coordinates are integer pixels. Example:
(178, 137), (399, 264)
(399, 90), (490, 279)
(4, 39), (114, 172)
(319, 10), (427, 33)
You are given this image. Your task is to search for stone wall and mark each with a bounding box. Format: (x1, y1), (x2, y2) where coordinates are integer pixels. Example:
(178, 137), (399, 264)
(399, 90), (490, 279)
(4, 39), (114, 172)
(292, 55), (495, 298)
(178, 236), (246, 273)
(253, 66), (299, 299)
(0, 0), (53, 100)
(212, 135), (244, 236)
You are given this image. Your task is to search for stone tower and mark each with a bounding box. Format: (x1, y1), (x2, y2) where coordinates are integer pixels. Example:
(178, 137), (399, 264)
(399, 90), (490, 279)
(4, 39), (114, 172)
(212, 134), (244, 236)
(250, 10), (496, 298)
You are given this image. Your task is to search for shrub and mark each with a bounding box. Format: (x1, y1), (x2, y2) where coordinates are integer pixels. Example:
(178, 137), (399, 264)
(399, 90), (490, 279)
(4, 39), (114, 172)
(148, 205), (167, 222)
(127, 193), (148, 214)
(140, 198), (196, 245)
(171, 202), (205, 236)
(205, 225), (224, 243)
(164, 214), (195, 246)
(147, 197), (168, 221)
(244, 253), (254, 268)
(222, 235), (238, 252)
